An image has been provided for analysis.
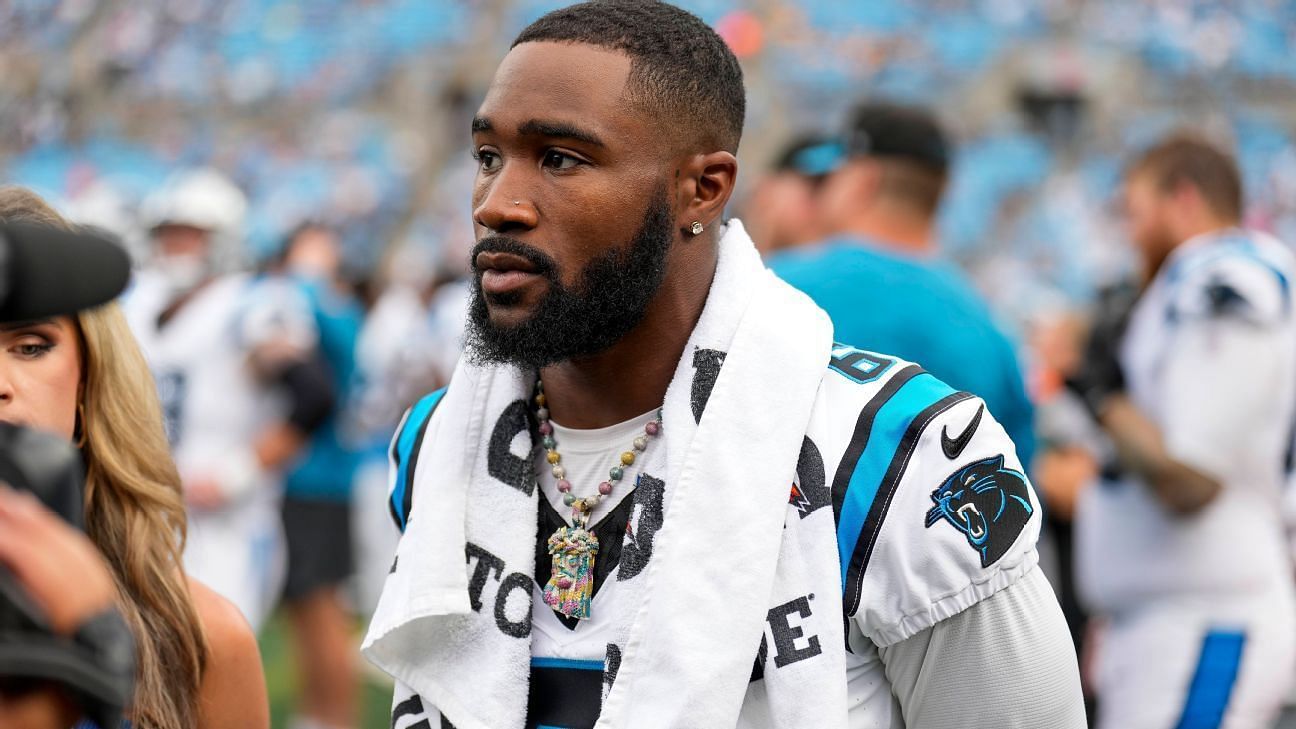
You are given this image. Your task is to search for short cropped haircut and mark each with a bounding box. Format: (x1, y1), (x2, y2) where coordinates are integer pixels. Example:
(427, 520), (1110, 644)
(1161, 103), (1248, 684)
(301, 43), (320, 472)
(845, 103), (950, 217)
(1127, 133), (1243, 222)
(512, 0), (746, 153)
(875, 161), (947, 218)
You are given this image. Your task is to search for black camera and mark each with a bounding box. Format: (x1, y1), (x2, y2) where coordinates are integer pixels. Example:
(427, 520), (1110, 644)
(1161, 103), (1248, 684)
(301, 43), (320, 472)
(0, 222), (134, 728)
(0, 423), (135, 729)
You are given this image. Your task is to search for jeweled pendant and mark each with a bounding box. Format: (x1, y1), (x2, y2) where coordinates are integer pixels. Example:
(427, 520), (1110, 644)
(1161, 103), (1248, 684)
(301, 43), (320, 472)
(542, 525), (599, 619)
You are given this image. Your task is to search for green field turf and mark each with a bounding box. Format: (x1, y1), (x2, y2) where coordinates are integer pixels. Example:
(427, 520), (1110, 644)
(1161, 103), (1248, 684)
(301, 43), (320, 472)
(258, 610), (393, 729)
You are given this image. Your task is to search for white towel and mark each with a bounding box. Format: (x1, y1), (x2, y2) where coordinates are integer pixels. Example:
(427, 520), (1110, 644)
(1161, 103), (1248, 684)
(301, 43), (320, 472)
(363, 220), (836, 729)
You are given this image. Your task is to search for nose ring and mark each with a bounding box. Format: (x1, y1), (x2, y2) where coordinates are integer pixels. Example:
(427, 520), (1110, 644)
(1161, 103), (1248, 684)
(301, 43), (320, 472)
(512, 200), (521, 206)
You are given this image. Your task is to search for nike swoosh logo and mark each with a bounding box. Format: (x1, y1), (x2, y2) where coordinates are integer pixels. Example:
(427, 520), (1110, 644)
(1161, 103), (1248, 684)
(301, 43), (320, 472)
(941, 403), (985, 460)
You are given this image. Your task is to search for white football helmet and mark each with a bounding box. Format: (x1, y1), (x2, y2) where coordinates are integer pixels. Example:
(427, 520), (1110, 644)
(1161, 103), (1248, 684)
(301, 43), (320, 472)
(140, 169), (249, 295)
(140, 168), (247, 238)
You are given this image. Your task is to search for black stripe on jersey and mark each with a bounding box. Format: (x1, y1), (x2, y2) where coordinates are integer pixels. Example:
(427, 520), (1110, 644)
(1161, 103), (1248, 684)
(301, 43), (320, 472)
(388, 407), (437, 531)
(844, 390), (974, 616)
(528, 663), (603, 729)
(389, 389), (449, 531)
(830, 365), (924, 530)
(388, 408), (414, 529)
(387, 496), (399, 532)
(401, 413), (435, 528)
(388, 400), (419, 466)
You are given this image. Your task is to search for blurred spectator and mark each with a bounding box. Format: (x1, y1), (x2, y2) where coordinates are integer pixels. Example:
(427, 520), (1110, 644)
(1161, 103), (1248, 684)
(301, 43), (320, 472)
(741, 133), (838, 257)
(769, 101), (1036, 470)
(270, 222), (365, 729)
(1027, 309), (1103, 652)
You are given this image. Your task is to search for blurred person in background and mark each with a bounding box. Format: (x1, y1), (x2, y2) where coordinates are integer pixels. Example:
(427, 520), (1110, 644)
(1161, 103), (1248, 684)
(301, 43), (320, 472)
(1069, 134), (1296, 728)
(121, 170), (335, 636)
(1027, 310), (1103, 654)
(350, 244), (467, 620)
(768, 102), (1037, 472)
(741, 133), (838, 258)
(0, 187), (268, 728)
(269, 222), (365, 729)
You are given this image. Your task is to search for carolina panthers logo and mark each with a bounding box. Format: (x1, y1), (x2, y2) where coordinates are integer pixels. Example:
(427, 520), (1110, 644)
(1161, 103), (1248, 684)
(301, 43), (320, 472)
(925, 455), (1033, 568)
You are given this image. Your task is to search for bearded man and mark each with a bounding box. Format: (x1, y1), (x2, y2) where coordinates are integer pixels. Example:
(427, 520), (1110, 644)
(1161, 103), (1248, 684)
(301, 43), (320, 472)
(1071, 134), (1296, 729)
(364, 3), (1084, 728)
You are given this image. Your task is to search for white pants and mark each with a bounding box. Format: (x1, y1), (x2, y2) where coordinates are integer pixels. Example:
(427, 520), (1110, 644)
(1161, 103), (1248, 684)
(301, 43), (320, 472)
(1094, 590), (1296, 729)
(184, 499), (285, 632)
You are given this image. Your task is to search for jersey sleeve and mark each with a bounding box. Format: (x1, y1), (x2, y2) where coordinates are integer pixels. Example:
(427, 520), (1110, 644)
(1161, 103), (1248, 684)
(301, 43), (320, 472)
(877, 567), (1085, 728)
(387, 388), (447, 532)
(1159, 254), (1294, 482)
(836, 374), (1042, 647)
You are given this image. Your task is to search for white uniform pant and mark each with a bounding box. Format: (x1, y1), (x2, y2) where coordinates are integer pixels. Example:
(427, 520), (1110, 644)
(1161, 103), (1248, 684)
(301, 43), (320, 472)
(1093, 590), (1296, 729)
(184, 498), (286, 632)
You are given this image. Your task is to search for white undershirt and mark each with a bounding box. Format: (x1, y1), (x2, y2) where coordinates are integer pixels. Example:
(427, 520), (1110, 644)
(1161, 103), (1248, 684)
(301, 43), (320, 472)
(531, 409), (663, 663)
(538, 410), (659, 527)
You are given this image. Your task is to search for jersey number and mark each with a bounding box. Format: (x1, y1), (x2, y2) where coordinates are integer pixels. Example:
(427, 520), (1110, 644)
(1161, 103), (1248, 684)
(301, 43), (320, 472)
(829, 346), (894, 385)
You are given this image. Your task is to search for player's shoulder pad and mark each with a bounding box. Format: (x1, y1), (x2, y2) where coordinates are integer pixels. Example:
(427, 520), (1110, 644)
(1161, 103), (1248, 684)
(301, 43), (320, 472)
(818, 359), (1040, 646)
(388, 387), (448, 532)
(1167, 234), (1294, 326)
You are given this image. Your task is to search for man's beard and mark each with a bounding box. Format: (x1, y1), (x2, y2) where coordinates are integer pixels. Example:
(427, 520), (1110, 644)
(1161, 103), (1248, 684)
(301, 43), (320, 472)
(1137, 224), (1179, 280)
(465, 187), (674, 369)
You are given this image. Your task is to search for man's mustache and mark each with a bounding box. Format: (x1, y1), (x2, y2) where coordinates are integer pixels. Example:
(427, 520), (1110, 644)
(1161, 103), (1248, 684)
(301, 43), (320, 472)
(471, 236), (558, 280)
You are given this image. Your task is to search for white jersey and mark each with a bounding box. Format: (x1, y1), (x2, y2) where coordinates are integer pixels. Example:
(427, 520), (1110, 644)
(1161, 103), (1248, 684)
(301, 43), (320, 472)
(523, 411), (932, 729)
(385, 345), (1055, 728)
(122, 271), (317, 628)
(1078, 228), (1296, 612)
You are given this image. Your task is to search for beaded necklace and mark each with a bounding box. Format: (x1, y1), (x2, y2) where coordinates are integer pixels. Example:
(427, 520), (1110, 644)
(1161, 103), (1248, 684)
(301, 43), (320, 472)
(535, 379), (663, 619)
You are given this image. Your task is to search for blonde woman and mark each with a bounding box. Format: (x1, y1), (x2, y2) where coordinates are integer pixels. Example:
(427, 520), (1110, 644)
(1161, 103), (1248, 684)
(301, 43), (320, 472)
(0, 187), (269, 729)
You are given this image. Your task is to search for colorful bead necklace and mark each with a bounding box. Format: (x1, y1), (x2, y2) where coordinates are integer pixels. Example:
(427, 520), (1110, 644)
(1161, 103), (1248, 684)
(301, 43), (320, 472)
(535, 379), (662, 619)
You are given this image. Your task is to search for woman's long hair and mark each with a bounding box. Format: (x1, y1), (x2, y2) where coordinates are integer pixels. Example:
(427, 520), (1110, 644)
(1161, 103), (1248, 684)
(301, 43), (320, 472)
(78, 303), (207, 729)
(0, 187), (206, 728)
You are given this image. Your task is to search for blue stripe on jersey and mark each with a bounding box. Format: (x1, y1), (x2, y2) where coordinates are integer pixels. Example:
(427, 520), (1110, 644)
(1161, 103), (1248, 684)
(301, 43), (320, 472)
(530, 657), (604, 671)
(391, 388), (447, 532)
(835, 372), (958, 592)
(1174, 630), (1246, 729)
